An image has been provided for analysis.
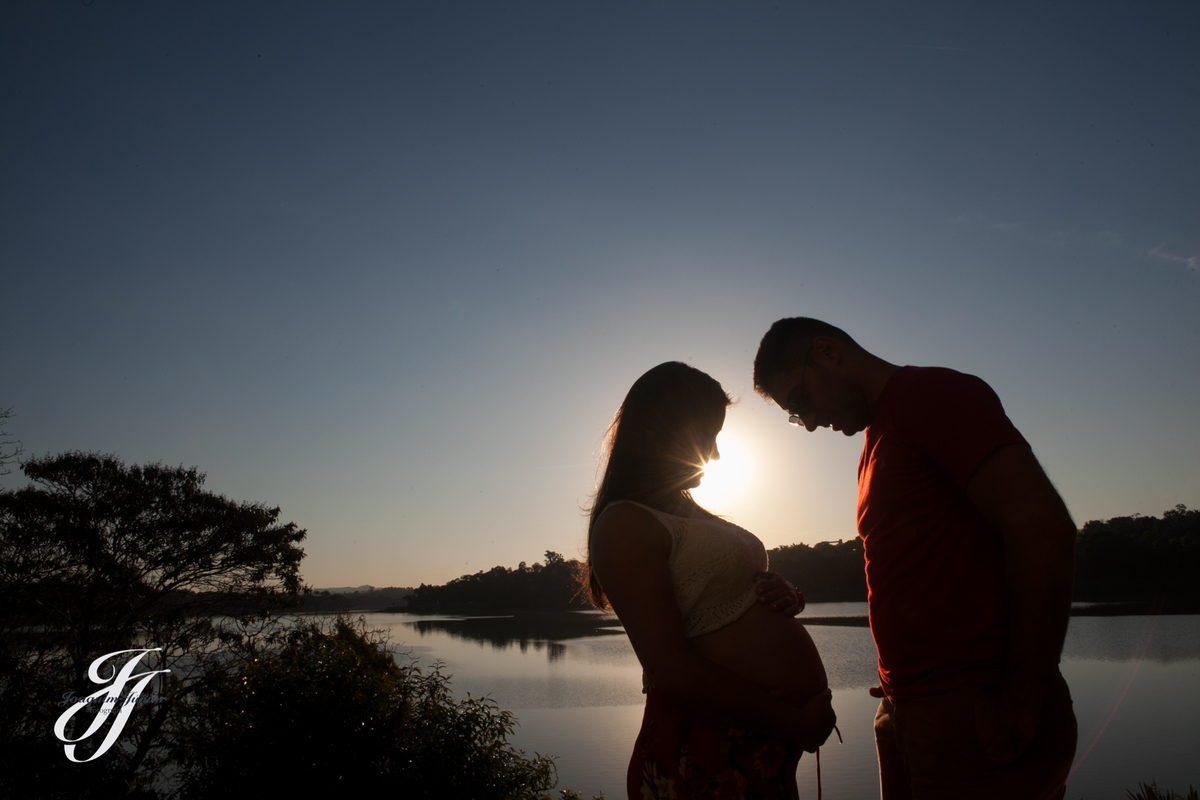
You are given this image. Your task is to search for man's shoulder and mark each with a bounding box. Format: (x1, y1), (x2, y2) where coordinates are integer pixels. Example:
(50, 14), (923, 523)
(880, 367), (1010, 437)
(901, 366), (999, 403)
(907, 365), (989, 386)
(886, 366), (1024, 478)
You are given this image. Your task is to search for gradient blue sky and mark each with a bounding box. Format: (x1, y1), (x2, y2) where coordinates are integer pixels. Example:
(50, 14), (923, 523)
(3, 2), (1197, 589)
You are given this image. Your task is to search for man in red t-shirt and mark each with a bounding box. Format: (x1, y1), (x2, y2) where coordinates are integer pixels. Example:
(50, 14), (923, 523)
(753, 317), (1077, 800)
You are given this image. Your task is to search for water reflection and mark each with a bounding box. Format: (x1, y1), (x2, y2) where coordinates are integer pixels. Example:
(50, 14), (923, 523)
(403, 612), (625, 662)
(1063, 615), (1200, 664)
(398, 609), (1200, 668)
(804, 625), (880, 689)
(361, 610), (1200, 800)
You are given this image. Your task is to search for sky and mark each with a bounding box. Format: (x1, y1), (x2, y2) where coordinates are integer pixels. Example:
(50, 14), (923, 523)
(2, 1), (1197, 590)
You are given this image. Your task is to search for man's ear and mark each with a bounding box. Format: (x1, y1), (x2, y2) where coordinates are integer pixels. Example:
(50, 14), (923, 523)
(812, 335), (845, 366)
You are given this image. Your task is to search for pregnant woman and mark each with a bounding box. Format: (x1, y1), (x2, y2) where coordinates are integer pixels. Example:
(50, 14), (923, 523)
(584, 362), (836, 800)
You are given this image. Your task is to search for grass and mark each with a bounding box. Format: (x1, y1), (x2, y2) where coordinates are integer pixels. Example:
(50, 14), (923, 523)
(1122, 781), (1199, 800)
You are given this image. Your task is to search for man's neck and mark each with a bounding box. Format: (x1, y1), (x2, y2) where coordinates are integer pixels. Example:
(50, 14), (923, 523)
(862, 356), (902, 417)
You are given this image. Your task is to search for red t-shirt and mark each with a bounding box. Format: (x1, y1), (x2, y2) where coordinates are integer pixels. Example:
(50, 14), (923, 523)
(857, 366), (1027, 701)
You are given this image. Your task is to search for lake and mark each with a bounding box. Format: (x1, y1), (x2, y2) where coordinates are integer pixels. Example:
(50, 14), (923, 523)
(352, 605), (1200, 799)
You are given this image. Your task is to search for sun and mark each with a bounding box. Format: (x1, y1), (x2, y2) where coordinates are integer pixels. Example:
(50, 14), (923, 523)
(690, 433), (753, 511)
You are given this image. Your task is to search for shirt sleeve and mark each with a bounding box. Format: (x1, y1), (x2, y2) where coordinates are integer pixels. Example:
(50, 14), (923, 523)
(900, 369), (1028, 489)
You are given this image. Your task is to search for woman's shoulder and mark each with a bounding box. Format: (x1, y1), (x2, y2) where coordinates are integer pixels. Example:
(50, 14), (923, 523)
(593, 500), (675, 550)
(595, 499), (663, 528)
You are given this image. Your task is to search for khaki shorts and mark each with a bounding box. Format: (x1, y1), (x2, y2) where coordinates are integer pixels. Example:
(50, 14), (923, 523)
(874, 670), (1076, 800)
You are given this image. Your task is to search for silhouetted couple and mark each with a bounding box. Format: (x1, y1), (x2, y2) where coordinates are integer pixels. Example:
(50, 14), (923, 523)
(584, 317), (1077, 800)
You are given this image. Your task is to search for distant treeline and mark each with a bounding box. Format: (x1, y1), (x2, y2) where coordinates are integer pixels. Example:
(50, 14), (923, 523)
(300, 586), (415, 613)
(1073, 504), (1198, 608)
(391, 506), (1198, 614)
(404, 550), (588, 612)
(770, 538), (867, 603)
(774, 505), (1200, 610)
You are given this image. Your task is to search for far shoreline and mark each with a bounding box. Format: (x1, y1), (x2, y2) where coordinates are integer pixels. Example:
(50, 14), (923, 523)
(322, 599), (1200, 625)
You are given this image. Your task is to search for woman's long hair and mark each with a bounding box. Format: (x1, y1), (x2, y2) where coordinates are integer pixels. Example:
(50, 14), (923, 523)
(582, 362), (731, 609)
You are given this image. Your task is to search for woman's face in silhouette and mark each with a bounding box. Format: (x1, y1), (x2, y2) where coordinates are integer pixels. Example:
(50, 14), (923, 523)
(677, 405), (725, 490)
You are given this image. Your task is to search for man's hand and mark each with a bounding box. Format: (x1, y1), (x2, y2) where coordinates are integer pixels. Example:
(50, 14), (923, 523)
(755, 571), (804, 616)
(973, 684), (1044, 764)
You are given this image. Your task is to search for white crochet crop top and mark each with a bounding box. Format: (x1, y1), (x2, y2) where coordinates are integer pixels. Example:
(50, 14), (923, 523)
(606, 499), (769, 639)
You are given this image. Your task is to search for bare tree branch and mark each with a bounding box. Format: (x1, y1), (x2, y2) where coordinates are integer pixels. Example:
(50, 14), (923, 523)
(0, 407), (23, 477)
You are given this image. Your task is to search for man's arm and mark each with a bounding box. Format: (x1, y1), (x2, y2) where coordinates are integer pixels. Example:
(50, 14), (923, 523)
(965, 442), (1076, 763)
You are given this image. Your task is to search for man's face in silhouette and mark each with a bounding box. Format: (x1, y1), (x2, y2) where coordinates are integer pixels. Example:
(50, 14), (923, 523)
(766, 343), (871, 436)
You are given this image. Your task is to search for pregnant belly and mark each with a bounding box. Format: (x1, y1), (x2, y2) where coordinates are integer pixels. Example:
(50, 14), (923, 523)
(690, 601), (829, 699)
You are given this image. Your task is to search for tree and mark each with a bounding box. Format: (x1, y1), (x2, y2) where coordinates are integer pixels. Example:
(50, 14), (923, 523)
(769, 538), (868, 602)
(0, 452), (306, 798)
(405, 551), (588, 612)
(1073, 504), (1199, 607)
(0, 407), (22, 476)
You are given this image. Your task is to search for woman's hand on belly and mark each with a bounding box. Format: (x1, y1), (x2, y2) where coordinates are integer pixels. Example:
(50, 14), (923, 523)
(754, 571), (805, 616)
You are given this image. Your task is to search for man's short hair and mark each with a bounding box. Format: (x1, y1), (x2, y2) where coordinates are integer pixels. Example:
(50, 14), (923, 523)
(752, 317), (859, 397)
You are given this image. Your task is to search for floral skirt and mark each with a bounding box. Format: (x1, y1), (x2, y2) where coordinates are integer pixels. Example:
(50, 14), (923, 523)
(627, 687), (806, 800)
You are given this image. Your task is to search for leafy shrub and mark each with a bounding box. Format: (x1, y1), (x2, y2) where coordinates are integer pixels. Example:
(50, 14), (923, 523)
(176, 617), (559, 799)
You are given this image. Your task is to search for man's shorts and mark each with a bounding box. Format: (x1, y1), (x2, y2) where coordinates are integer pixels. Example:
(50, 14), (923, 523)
(873, 670), (1076, 800)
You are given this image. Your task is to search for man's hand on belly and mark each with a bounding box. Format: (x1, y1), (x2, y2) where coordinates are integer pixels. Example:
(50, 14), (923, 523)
(754, 571), (804, 616)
